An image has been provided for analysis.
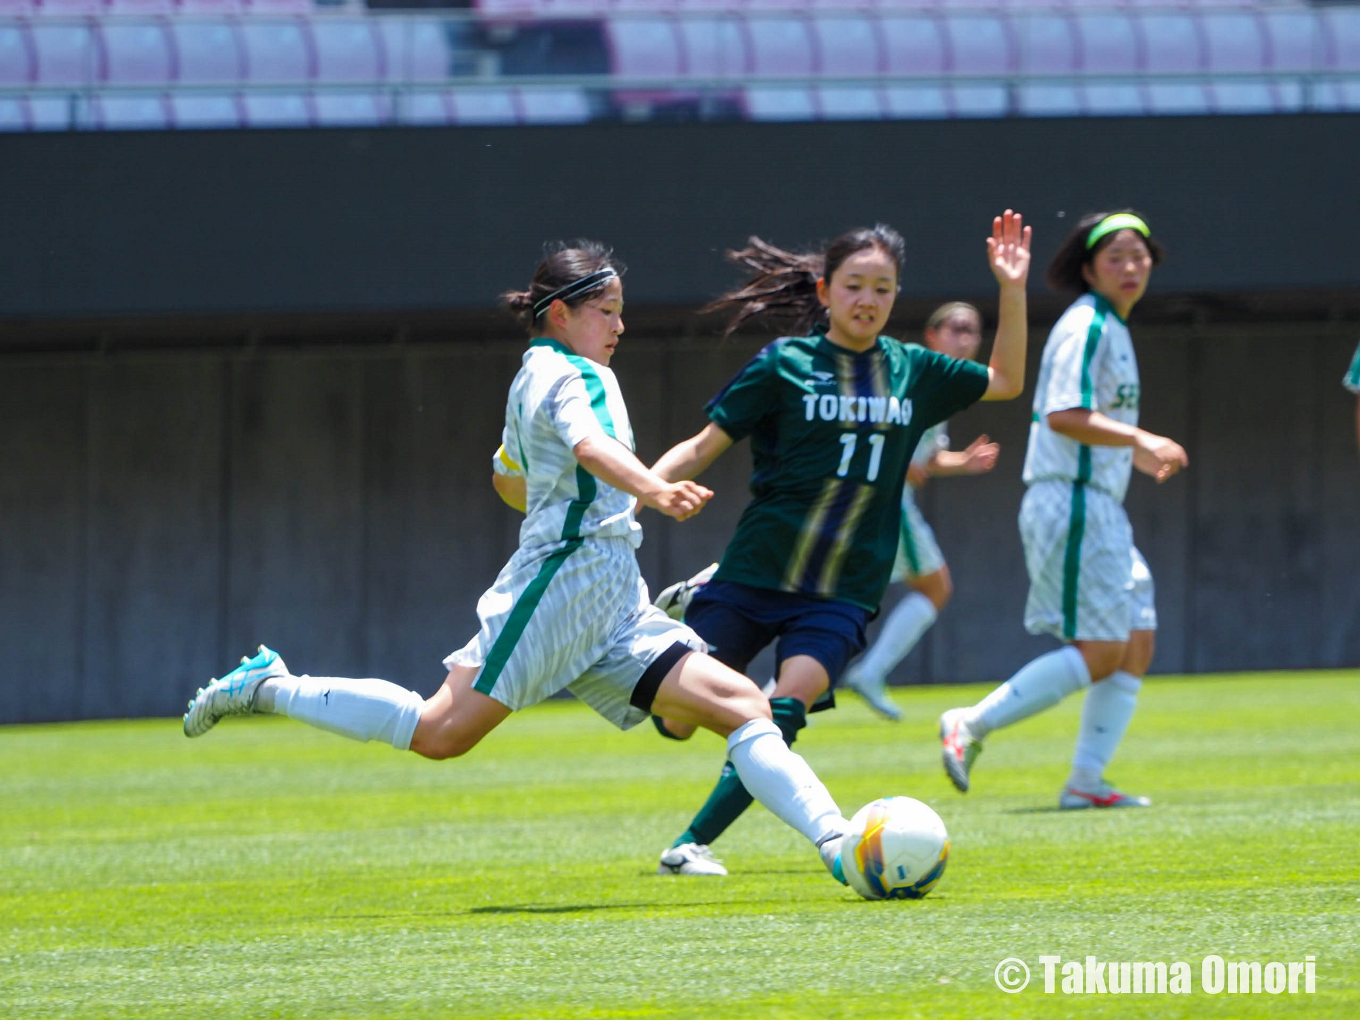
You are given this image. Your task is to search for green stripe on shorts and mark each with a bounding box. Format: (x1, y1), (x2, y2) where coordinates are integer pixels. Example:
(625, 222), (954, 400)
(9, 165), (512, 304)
(474, 538), (583, 695)
(1061, 445), (1094, 640)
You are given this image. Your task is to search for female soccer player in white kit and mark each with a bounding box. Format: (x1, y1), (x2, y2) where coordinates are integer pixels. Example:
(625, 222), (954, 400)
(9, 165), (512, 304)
(182, 242), (854, 883)
(938, 211), (1188, 809)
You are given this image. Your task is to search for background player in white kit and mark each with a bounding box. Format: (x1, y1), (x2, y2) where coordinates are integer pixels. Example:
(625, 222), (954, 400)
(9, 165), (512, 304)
(938, 211), (1188, 809)
(841, 302), (1000, 719)
(182, 242), (856, 884)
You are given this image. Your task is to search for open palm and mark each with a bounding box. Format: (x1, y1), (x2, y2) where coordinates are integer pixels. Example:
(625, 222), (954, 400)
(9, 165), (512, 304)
(986, 209), (1031, 287)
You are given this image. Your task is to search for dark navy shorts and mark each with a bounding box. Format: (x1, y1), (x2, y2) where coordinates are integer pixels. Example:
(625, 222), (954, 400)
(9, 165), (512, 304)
(685, 579), (871, 712)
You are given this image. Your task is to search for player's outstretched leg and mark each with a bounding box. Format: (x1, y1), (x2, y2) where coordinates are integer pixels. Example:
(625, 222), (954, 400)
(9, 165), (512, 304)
(184, 645), (427, 750)
(938, 645), (1093, 792)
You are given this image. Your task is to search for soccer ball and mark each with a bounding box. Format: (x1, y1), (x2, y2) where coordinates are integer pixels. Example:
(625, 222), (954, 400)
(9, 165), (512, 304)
(841, 796), (950, 901)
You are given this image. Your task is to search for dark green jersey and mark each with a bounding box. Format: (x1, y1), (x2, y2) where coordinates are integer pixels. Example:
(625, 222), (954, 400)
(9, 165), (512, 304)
(707, 329), (990, 612)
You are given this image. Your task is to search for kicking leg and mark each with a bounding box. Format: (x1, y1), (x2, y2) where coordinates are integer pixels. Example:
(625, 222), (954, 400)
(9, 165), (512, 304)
(651, 652), (847, 880)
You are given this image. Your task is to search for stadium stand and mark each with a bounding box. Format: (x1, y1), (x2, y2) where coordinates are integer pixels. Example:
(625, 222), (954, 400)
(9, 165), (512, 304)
(0, 1), (1355, 130)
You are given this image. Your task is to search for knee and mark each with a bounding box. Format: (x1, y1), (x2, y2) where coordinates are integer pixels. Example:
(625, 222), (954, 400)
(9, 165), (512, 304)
(933, 570), (953, 609)
(1081, 643), (1126, 683)
(410, 725), (480, 761)
(720, 687), (773, 732)
(918, 568), (952, 610)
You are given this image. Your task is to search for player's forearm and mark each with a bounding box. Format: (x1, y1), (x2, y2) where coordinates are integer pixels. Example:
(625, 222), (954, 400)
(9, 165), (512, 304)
(981, 285), (1027, 401)
(927, 452), (971, 476)
(651, 423), (732, 482)
(1047, 408), (1141, 448)
(574, 435), (671, 505)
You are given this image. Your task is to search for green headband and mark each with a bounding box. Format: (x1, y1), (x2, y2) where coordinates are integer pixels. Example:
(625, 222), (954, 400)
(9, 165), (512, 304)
(1085, 213), (1150, 250)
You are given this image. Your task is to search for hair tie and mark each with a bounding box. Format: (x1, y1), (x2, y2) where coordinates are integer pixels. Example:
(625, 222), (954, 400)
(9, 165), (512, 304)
(532, 268), (618, 318)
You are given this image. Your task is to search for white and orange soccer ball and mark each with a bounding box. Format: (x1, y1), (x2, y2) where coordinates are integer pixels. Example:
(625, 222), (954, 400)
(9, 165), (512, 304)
(841, 796), (950, 901)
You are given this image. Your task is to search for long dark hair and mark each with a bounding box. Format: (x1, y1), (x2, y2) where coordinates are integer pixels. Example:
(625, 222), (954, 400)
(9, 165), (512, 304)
(502, 240), (623, 331)
(703, 224), (906, 337)
(1045, 210), (1165, 295)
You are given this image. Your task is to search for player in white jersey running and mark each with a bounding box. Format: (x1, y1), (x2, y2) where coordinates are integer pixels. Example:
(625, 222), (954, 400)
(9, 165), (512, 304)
(182, 242), (856, 886)
(1345, 340), (1360, 455)
(938, 211), (1188, 809)
(841, 302), (1000, 719)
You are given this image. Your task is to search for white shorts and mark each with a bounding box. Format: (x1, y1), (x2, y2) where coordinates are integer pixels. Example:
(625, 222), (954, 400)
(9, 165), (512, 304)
(890, 492), (946, 583)
(1019, 480), (1157, 642)
(445, 536), (704, 729)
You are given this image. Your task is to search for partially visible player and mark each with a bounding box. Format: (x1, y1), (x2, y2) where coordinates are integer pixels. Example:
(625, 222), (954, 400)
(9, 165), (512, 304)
(182, 242), (855, 885)
(1345, 339), (1360, 455)
(840, 302), (1000, 720)
(938, 211), (1188, 810)
(650, 212), (1032, 875)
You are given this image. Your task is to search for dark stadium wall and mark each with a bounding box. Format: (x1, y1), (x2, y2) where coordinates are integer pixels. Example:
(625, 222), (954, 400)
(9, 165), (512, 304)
(1, 327), (1357, 724)
(0, 114), (1358, 321)
(2, 113), (1358, 722)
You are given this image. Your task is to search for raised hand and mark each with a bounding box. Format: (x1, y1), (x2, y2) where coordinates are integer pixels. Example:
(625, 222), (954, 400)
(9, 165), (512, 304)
(986, 209), (1032, 289)
(960, 434), (1000, 474)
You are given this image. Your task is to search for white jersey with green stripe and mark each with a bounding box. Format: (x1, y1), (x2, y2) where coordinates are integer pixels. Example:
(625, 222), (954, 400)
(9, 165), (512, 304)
(1022, 293), (1140, 503)
(1344, 340), (1360, 394)
(501, 338), (642, 552)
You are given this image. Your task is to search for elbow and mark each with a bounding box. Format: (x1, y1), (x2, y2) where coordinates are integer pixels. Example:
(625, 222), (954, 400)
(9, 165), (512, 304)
(997, 381), (1024, 401)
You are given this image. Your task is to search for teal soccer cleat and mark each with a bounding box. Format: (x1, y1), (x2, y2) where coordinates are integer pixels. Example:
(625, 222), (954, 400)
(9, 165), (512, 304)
(183, 645), (289, 738)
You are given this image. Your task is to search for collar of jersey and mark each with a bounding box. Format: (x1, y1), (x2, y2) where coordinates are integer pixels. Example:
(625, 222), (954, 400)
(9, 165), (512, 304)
(530, 337), (574, 355)
(1090, 292), (1128, 326)
(811, 327), (886, 358)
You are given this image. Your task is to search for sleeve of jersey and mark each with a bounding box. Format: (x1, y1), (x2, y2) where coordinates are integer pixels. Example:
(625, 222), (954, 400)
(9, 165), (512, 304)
(705, 343), (777, 442)
(913, 349), (991, 427)
(1344, 341), (1360, 395)
(1039, 312), (1098, 416)
(545, 366), (618, 452)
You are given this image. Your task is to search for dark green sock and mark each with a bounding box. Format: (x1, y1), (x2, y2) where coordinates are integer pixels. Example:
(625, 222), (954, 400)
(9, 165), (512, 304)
(672, 697), (808, 848)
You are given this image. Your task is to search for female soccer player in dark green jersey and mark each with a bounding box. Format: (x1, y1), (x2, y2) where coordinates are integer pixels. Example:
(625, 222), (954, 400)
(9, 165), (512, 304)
(652, 212), (1032, 876)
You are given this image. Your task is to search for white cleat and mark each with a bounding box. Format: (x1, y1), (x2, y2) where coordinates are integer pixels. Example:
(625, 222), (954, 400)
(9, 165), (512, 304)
(841, 663), (903, 721)
(657, 842), (727, 876)
(939, 707), (982, 793)
(183, 645), (289, 738)
(653, 562), (719, 621)
(1059, 782), (1152, 810)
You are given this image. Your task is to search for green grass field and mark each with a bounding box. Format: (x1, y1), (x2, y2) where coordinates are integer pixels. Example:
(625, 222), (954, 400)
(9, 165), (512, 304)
(3, 671), (1357, 1020)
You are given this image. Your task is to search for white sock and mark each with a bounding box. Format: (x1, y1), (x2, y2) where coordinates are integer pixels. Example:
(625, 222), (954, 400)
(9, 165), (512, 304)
(259, 675), (425, 751)
(1069, 670), (1141, 787)
(967, 646), (1091, 739)
(727, 717), (849, 846)
(854, 592), (938, 682)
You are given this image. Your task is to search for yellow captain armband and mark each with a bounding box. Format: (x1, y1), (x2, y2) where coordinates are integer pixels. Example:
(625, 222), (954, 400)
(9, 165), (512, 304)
(492, 444), (524, 478)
